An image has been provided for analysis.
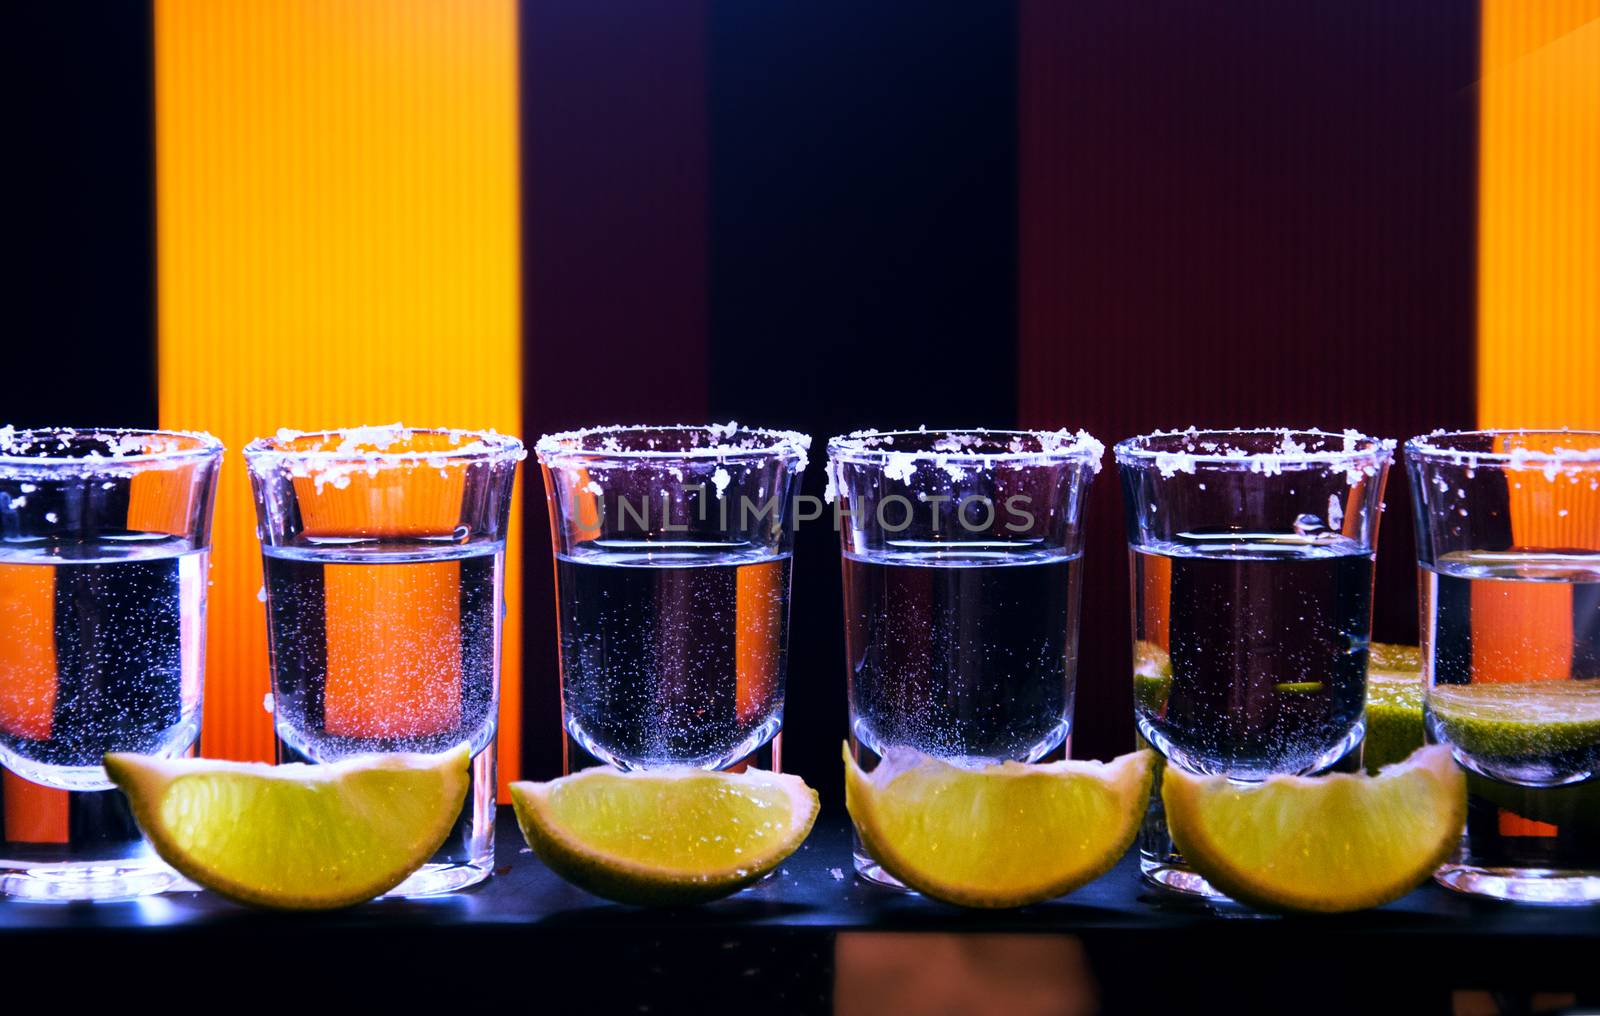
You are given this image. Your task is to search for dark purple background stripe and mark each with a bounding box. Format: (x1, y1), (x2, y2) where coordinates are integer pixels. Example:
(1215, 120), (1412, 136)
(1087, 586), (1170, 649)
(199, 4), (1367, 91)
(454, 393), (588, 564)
(520, 0), (712, 777)
(1018, 0), (1480, 761)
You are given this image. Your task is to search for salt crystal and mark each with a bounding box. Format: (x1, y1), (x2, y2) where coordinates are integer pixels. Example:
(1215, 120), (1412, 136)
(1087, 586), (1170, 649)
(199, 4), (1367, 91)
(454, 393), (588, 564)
(882, 452), (918, 483)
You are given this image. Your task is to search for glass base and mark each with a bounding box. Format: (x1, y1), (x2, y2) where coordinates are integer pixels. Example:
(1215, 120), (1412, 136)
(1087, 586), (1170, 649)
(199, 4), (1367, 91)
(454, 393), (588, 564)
(853, 845), (909, 891)
(0, 858), (186, 902)
(1435, 863), (1600, 905)
(562, 729), (781, 775)
(563, 718), (783, 774)
(384, 856), (494, 898)
(278, 736), (497, 899)
(1138, 781), (1230, 902)
(1138, 855), (1226, 900)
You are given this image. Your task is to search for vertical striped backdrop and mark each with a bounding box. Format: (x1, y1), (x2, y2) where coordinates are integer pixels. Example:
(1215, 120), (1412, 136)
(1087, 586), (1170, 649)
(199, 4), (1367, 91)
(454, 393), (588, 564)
(11, 2), (1598, 801)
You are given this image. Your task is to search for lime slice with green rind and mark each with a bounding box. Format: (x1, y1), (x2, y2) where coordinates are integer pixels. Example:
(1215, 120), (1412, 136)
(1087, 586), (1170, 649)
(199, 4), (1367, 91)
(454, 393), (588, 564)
(511, 766), (818, 906)
(1132, 641), (1171, 756)
(1427, 681), (1600, 760)
(1368, 642), (1423, 673)
(1162, 745), (1466, 913)
(105, 745), (470, 910)
(1132, 640), (1172, 715)
(1361, 643), (1426, 774)
(845, 744), (1155, 908)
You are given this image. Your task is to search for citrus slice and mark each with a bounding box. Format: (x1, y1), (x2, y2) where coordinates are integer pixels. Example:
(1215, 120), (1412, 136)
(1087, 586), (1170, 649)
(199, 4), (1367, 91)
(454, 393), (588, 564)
(1162, 744), (1465, 913)
(510, 767), (818, 906)
(104, 745), (470, 910)
(1428, 681), (1600, 760)
(1132, 640), (1173, 714)
(844, 744), (1155, 908)
(1364, 643), (1425, 774)
(1367, 641), (1423, 673)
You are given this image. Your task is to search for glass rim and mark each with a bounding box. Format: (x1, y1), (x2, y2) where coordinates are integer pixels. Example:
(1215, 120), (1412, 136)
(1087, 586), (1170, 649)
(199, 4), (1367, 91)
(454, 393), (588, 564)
(825, 427), (1104, 468)
(242, 425), (525, 465)
(1114, 427), (1395, 472)
(0, 426), (223, 468)
(535, 423), (811, 465)
(1404, 428), (1600, 467)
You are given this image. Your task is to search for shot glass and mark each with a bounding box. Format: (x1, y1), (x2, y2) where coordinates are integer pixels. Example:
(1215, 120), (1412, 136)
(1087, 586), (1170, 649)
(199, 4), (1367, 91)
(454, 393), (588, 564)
(828, 428), (1103, 888)
(1406, 429), (1600, 904)
(245, 425), (524, 896)
(1116, 429), (1392, 898)
(0, 427), (221, 900)
(536, 424), (810, 773)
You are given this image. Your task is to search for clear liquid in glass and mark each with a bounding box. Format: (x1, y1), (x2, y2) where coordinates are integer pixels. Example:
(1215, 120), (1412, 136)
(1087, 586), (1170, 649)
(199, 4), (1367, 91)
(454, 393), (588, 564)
(844, 544), (1079, 767)
(556, 542), (790, 771)
(1131, 532), (1372, 780)
(262, 540), (502, 896)
(0, 536), (205, 899)
(1422, 550), (1600, 903)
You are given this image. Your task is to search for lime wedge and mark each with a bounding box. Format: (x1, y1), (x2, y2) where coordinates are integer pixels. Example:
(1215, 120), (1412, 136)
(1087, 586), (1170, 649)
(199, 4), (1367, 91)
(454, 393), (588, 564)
(1275, 680), (1324, 694)
(1368, 642), (1423, 673)
(510, 767), (818, 906)
(105, 745), (470, 910)
(1132, 640), (1173, 715)
(1162, 745), (1465, 912)
(1428, 681), (1600, 759)
(1364, 643), (1425, 775)
(844, 744), (1155, 908)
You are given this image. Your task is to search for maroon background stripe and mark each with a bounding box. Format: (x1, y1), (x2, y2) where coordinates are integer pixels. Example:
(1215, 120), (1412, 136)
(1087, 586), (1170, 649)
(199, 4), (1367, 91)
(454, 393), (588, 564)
(1018, 1), (1480, 761)
(520, 0), (711, 778)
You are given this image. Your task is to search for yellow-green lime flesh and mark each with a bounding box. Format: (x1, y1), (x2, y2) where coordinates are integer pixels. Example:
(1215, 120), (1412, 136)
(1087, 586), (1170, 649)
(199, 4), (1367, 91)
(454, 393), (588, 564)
(1361, 643), (1425, 774)
(1365, 673), (1426, 774)
(845, 745), (1155, 909)
(1368, 642), (1423, 673)
(1163, 745), (1466, 913)
(105, 745), (470, 910)
(1428, 681), (1600, 760)
(511, 767), (818, 906)
(1132, 640), (1173, 714)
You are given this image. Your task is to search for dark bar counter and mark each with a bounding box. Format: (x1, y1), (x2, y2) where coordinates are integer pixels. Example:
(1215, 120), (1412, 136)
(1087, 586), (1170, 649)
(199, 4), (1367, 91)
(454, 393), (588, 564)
(2, 809), (1595, 1013)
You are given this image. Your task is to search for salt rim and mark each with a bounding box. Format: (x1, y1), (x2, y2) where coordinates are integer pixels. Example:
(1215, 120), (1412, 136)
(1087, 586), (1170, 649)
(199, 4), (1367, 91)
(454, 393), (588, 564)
(242, 424), (526, 464)
(1404, 429), (1600, 472)
(824, 427), (1105, 471)
(0, 426), (222, 469)
(1114, 428), (1394, 479)
(534, 423), (811, 469)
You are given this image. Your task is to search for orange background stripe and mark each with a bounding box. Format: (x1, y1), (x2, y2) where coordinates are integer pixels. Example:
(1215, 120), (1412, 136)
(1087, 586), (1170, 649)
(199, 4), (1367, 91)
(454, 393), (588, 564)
(0, 570), (64, 842)
(323, 560), (464, 739)
(1476, 1), (1598, 834)
(734, 558), (784, 724)
(154, 0), (524, 798)
(2, 773), (68, 845)
(1477, 0), (1600, 432)
(1473, 0), (1600, 683)
(0, 565), (58, 743)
